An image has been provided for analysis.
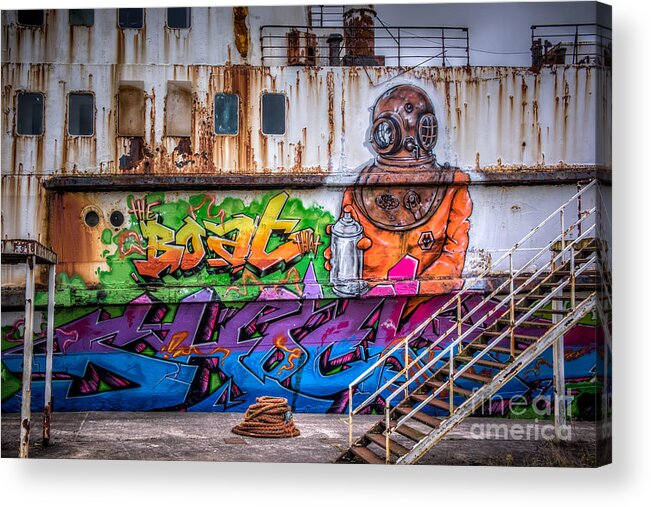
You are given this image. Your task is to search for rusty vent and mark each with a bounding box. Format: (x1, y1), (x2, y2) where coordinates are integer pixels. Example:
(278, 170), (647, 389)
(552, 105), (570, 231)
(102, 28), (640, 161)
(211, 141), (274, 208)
(287, 29), (317, 66)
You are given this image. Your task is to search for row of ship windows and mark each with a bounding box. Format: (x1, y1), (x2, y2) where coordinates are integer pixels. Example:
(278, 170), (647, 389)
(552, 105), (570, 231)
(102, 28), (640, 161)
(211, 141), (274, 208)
(16, 8), (191, 30)
(14, 90), (287, 137)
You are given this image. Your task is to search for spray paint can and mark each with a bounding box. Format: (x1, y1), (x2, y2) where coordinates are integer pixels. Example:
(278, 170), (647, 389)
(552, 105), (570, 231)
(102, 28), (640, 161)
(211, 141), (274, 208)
(330, 211), (370, 297)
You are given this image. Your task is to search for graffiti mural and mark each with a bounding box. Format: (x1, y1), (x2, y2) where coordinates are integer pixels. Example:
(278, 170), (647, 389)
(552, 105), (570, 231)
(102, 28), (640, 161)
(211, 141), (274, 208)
(1, 255), (599, 414)
(44, 191), (336, 305)
(0, 86), (600, 417)
(325, 85), (473, 296)
(130, 192), (321, 280)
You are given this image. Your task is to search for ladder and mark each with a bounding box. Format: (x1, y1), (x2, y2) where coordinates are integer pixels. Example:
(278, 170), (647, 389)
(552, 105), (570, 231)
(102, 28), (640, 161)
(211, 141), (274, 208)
(336, 179), (605, 465)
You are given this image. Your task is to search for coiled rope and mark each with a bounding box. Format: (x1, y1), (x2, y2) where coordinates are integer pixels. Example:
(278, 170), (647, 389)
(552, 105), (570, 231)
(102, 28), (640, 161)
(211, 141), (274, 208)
(232, 396), (300, 438)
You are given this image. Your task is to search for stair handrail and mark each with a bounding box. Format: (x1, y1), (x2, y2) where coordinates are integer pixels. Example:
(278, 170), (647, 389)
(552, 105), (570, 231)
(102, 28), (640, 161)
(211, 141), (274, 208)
(381, 241), (596, 462)
(347, 179), (597, 445)
(413, 244), (598, 406)
(383, 223), (597, 414)
(349, 206), (595, 418)
(347, 179), (596, 396)
(390, 251), (597, 433)
(395, 292), (597, 465)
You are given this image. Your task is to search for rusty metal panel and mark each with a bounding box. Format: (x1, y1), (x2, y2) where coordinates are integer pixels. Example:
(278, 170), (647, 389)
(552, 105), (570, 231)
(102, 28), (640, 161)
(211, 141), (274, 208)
(165, 80), (192, 137)
(0, 63), (611, 179)
(118, 81), (145, 137)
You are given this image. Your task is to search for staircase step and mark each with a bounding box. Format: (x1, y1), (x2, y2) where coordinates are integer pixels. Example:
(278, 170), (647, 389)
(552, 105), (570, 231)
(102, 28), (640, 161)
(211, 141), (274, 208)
(350, 445), (385, 465)
(455, 355), (506, 369)
(517, 270), (597, 278)
(424, 379), (475, 397)
(468, 343), (522, 355)
(483, 330), (539, 342)
(519, 294), (576, 300)
(551, 238), (597, 252)
(515, 305), (570, 315)
(539, 283), (596, 290)
(466, 342), (523, 356)
(410, 394), (455, 412)
(392, 423), (427, 443)
(453, 369), (493, 384)
(366, 433), (410, 457)
(497, 318), (552, 329)
(395, 406), (442, 429)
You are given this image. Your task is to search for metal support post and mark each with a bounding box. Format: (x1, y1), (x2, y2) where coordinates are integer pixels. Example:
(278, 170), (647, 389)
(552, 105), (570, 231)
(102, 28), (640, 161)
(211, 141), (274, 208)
(449, 348), (455, 413)
(348, 386), (353, 447)
(457, 295), (462, 353)
(570, 249), (576, 310)
(602, 334), (609, 422)
(553, 213), (567, 441)
(553, 335), (567, 440)
(385, 408), (391, 464)
(509, 252), (515, 357)
(19, 257), (36, 458)
(404, 340), (409, 400)
(43, 265), (56, 446)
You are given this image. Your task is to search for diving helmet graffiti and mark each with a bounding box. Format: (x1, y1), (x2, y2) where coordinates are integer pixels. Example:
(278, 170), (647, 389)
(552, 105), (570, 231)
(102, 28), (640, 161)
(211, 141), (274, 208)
(370, 84), (439, 167)
(325, 84), (474, 295)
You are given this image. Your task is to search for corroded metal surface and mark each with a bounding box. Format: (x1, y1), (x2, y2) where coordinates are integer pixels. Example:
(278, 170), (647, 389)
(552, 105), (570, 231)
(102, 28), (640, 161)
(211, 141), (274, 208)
(1, 65), (611, 178)
(40, 167), (601, 191)
(1, 238), (57, 264)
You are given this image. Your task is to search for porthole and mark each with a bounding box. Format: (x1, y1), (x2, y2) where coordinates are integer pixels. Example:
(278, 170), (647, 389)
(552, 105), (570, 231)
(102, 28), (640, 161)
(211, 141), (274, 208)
(84, 210), (100, 227)
(110, 210), (125, 228)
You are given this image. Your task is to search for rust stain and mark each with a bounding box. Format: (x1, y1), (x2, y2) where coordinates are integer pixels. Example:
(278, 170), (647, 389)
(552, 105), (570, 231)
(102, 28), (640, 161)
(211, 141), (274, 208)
(43, 400), (52, 445)
(49, 192), (106, 283)
(233, 7), (250, 61)
(326, 71), (335, 170)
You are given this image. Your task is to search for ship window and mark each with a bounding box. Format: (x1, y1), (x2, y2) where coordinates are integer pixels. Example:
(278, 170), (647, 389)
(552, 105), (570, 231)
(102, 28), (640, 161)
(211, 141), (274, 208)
(261, 93), (286, 135)
(118, 81), (145, 137)
(84, 210), (100, 227)
(166, 81), (192, 137)
(69, 9), (94, 27)
(68, 93), (95, 136)
(110, 211), (125, 228)
(118, 8), (143, 29)
(17, 10), (44, 27)
(167, 8), (191, 29)
(16, 92), (44, 136)
(214, 93), (239, 135)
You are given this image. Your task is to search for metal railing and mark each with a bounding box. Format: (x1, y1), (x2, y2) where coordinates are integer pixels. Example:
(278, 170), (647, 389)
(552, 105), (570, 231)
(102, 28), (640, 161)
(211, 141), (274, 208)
(531, 23), (612, 67)
(308, 5), (345, 28)
(260, 24), (470, 67)
(347, 179), (598, 453)
(397, 290), (597, 464)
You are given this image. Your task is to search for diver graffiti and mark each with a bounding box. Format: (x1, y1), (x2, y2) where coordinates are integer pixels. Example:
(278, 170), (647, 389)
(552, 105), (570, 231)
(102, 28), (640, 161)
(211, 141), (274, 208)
(325, 85), (473, 296)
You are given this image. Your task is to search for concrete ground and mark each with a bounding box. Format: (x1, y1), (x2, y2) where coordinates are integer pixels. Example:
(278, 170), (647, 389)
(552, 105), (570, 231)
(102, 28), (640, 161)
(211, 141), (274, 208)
(1, 411), (602, 466)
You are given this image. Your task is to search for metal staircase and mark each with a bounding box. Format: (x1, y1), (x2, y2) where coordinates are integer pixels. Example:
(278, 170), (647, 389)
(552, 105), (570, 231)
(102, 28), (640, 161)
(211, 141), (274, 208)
(336, 180), (604, 465)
